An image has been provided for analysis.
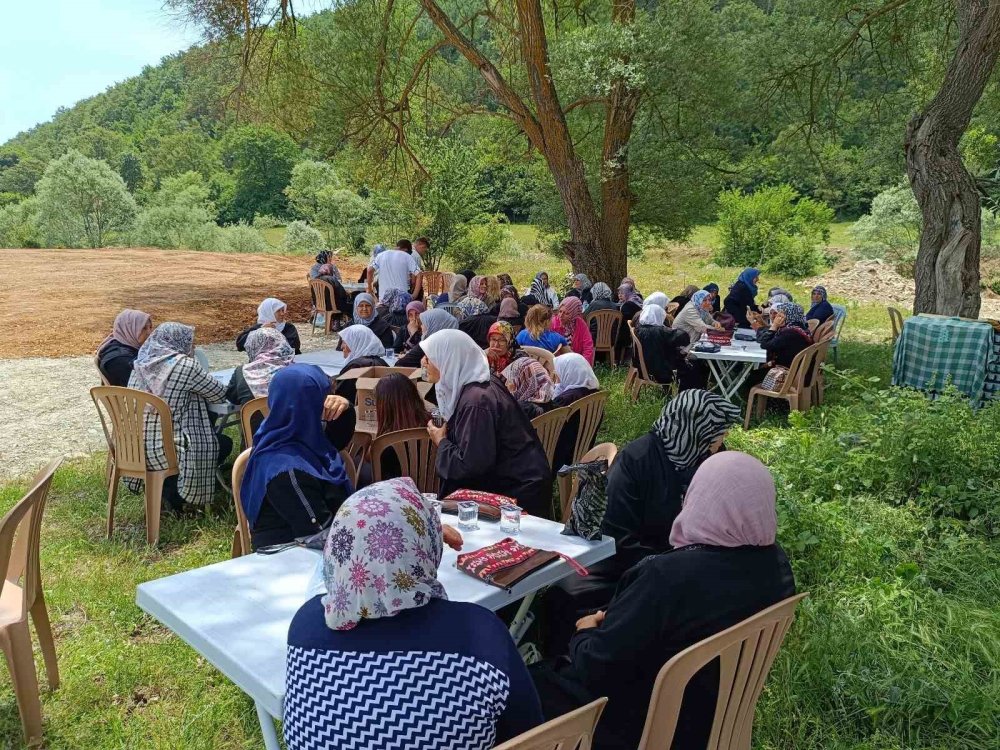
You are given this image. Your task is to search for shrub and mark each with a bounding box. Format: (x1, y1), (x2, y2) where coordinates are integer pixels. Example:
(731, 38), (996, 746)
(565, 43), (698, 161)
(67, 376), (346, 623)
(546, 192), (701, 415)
(448, 216), (514, 271)
(132, 204), (219, 250)
(0, 197), (42, 248)
(281, 220), (326, 255)
(252, 213), (284, 229)
(714, 184), (833, 277)
(222, 222), (271, 253)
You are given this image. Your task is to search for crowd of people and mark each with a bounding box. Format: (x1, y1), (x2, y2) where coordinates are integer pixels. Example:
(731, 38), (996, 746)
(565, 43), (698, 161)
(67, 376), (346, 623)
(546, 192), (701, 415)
(93, 248), (824, 749)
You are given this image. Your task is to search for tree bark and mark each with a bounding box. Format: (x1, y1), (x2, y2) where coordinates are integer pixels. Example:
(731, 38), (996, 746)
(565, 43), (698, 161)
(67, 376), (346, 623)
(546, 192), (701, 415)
(904, 0), (1000, 317)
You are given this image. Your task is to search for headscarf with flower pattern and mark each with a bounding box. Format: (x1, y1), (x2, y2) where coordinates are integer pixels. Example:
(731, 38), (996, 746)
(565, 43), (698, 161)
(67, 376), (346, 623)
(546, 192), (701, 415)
(322, 477), (446, 631)
(502, 357), (554, 404)
(243, 327), (295, 398)
(486, 320), (523, 374)
(775, 301), (808, 331)
(382, 288), (413, 314)
(454, 295), (490, 320)
(131, 322), (195, 398)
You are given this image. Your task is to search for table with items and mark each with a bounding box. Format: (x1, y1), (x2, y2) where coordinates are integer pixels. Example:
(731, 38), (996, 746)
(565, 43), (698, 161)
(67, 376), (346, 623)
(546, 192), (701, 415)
(688, 329), (768, 401)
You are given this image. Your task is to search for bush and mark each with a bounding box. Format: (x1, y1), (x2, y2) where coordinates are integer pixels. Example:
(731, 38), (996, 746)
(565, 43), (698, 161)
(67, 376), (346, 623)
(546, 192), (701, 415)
(252, 213), (284, 230)
(448, 216), (513, 271)
(714, 184), (832, 277)
(281, 220), (326, 255)
(0, 197), (42, 248)
(132, 204), (220, 250)
(222, 222), (271, 253)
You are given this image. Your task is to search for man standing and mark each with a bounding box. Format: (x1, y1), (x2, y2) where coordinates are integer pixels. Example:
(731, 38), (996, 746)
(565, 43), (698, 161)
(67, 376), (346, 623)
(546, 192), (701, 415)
(412, 237), (432, 300)
(368, 238), (420, 302)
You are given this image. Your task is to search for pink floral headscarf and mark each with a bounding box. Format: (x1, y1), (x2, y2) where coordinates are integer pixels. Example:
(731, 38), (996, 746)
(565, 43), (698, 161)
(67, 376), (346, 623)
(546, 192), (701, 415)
(243, 327), (295, 398)
(502, 357), (554, 404)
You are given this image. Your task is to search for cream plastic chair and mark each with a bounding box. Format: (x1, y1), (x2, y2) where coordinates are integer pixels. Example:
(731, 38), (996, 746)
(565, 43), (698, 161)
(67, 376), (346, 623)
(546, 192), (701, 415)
(91, 386), (178, 546)
(0, 458), (62, 746)
(240, 396), (269, 448)
(531, 406), (572, 475)
(522, 345), (559, 382)
(744, 346), (817, 428)
(230, 449), (252, 558)
(309, 278), (343, 335)
(559, 442), (618, 523)
(586, 309), (621, 367)
(370, 427), (440, 493)
(637, 593), (808, 750)
(566, 391), (609, 466)
(807, 340), (831, 407)
(494, 698), (607, 750)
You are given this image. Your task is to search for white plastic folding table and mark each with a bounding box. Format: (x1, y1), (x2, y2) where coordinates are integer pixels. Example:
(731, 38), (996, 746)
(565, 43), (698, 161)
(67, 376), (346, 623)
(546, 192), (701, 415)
(689, 330), (768, 401)
(136, 517), (613, 750)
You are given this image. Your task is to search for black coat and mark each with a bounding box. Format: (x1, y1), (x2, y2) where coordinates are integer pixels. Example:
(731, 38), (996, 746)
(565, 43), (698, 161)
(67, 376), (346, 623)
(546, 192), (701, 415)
(393, 326), (420, 354)
(97, 340), (139, 387)
(395, 343), (425, 369)
(532, 544), (796, 750)
(722, 281), (759, 329)
(634, 324), (689, 384)
(436, 376), (552, 518)
(365, 315), (396, 348)
(756, 326), (812, 368)
(251, 469), (351, 549)
(225, 365), (255, 407)
(459, 313), (498, 348)
(236, 323), (302, 355)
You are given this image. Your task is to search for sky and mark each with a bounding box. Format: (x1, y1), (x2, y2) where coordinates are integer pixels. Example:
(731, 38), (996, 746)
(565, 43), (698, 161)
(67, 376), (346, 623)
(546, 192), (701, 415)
(0, 0), (201, 144)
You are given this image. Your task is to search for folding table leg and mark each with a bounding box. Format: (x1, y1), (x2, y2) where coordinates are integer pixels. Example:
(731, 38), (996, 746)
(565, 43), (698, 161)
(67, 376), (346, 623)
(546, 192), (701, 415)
(256, 702), (282, 750)
(508, 592), (537, 644)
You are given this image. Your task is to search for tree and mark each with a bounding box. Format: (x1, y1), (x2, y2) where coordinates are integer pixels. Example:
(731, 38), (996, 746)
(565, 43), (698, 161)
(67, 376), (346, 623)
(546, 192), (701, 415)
(220, 125), (299, 221)
(118, 152), (144, 192)
(35, 150), (138, 247)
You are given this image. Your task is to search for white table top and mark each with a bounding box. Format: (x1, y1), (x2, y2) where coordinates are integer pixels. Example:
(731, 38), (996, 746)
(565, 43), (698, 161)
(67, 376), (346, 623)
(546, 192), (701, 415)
(689, 329), (767, 364)
(136, 516), (613, 718)
(342, 282), (367, 293)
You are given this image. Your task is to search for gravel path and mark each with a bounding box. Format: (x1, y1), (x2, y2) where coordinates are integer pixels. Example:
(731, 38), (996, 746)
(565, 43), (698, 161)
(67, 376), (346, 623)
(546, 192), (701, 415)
(0, 327), (340, 482)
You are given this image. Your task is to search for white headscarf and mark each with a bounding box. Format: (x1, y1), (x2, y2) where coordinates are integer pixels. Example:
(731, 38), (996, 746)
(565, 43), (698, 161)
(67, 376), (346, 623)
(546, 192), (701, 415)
(421, 329), (490, 420)
(554, 353), (599, 397)
(639, 304), (666, 326)
(257, 298), (287, 333)
(339, 325), (385, 365)
(644, 292), (669, 310)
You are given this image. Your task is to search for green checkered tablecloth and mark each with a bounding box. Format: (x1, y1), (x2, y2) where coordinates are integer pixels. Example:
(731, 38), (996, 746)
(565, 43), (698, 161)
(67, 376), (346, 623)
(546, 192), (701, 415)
(892, 315), (999, 403)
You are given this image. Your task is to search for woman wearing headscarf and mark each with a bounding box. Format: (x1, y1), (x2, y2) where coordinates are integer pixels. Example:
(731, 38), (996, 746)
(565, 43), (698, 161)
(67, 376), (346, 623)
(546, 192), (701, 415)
(239, 365), (355, 549)
(551, 296), (595, 364)
(751, 301), (813, 372)
(237, 298), (301, 354)
(669, 284), (699, 310)
(552, 353), (600, 409)
(392, 300), (425, 354)
(126, 323), (230, 511)
(334, 325), (389, 404)
(498, 297), (522, 328)
(566, 273), (593, 305)
(313, 262), (351, 320)
(633, 304), (690, 387)
(497, 272), (515, 289)
(531, 271), (560, 308)
(225, 327), (295, 408)
(439, 273), (468, 306)
(615, 282), (644, 360)
(501, 357), (555, 419)
(767, 286), (794, 303)
(703, 282), (721, 313)
(643, 291), (670, 311)
(806, 285), (834, 325)
(351, 292), (394, 347)
(395, 308), (458, 368)
(283, 478), (542, 749)
(96, 309), (153, 387)
(455, 294), (491, 322)
(423, 330), (552, 517)
(309, 250), (332, 279)
(672, 290), (723, 346)
(585, 282), (615, 314)
(486, 320), (524, 375)
(722, 268), (761, 329)
(532, 451), (795, 750)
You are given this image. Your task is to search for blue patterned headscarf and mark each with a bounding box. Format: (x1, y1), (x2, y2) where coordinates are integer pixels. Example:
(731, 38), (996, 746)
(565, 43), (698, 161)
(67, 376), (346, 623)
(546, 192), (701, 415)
(737, 268), (760, 296)
(691, 290), (714, 324)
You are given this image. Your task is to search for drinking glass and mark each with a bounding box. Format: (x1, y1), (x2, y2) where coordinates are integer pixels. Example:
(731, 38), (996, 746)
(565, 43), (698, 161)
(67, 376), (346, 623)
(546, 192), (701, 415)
(457, 501), (479, 531)
(500, 504), (521, 535)
(422, 493), (441, 516)
(385, 347), (395, 360)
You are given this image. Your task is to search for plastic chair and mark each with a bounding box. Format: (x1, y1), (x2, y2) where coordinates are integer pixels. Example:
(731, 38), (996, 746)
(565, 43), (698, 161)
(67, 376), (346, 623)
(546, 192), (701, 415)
(91, 386), (179, 546)
(230, 449), (252, 557)
(240, 396), (269, 448)
(666, 301), (680, 316)
(420, 271), (446, 297)
(807, 340), (831, 406)
(637, 593), (808, 750)
(370, 427), (440, 493)
(813, 318), (835, 344)
(559, 442), (618, 523)
(566, 391), (608, 466)
(829, 304), (847, 362)
(522, 346), (558, 381)
(0, 458), (62, 747)
(340, 450), (359, 489)
(586, 309), (621, 367)
(494, 698), (607, 750)
(888, 306), (904, 343)
(309, 278), (343, 335)
(626, 326), (669, 402)
(744, 346), (817, 428)
(436, 302), (459, 317)
(807, 318), (819, 334)
(531, 406), (572, 473)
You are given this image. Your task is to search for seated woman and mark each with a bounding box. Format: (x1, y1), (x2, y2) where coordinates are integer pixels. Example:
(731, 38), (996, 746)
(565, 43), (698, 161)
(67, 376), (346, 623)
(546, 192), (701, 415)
(722, 268), (761, 329)
(633, 304), (689, 386)
(807, 285), (835, 325)
(309, 250), (333, 279)
(237, 298), (302, 354)
(354, 373), (431, 486)
(486, 321), (525, 376)
(497, 297), (522, 329)
(703, 282), (721, 313)
(669, 284), (699, 310)
(314, 262), (351, 315)
(351, 293), (395, 348)
(126, 323), (231, 512)
(334, 325), (389, 404)
(516, 305), (570, 354)
(239, 364), (355, 550)
(423, 330), (553, 518)
(584, 282), (616, 338)
(551, 297), (595, 365)
(395, 308), (458, 369)
(530, 271), (560, 308)
(501, 357), (555, 419)
(748, 302), (813, 388)
(672, 290), (723, 345)
(438, 273), (467, 306)
(552, 353), (599, 409)
(225, 327), (295, 410)
(615, 282), (644, 360)
(455, 277), (491, 321)
(392, 300), (425, 354)
(284, 478), (542, 749)
(531, 451), (795, 750)
(96, 308), (152, 387)
(565, 273), (593, 305)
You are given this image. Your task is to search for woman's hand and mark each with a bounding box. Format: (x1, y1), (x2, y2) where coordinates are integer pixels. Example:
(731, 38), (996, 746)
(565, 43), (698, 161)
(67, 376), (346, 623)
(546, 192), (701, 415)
(770, 311), (786, 331)
(426, 419), (447, 446)
(442, 525), (463, 551)
(322, 395), (351, 421)
(575, 611), (605, 631)
(713, 322), (724, 330)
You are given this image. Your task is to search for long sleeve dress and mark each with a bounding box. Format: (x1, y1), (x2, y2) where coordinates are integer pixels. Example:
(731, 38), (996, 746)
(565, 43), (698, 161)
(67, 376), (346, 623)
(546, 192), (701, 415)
(551, 315), (595, 365)
(722, 281), (759, 329)
(285, 596), (543, 750)
(531, 544), (796, 750)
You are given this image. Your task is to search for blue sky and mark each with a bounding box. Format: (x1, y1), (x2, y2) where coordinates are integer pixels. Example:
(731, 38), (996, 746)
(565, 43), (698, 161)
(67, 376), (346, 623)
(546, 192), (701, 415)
(0, 0), (201, 144)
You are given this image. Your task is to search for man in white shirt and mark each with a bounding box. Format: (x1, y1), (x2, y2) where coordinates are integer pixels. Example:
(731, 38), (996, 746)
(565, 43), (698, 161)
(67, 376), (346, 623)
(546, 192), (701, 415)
(368, 239), (420, 302)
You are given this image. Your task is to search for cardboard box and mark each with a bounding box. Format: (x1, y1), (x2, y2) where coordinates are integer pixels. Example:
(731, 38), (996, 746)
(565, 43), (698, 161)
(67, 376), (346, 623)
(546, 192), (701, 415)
(337, 366), (429, 422)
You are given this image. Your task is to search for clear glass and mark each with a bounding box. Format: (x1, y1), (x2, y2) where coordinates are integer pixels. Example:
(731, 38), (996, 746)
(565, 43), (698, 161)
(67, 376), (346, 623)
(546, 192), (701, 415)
(499, 504), (521, 535)
(430, 409), (445, 427)
(385, 347), (395, 360)
(422, 493), (441, 515)
(457, 501), (479, 531)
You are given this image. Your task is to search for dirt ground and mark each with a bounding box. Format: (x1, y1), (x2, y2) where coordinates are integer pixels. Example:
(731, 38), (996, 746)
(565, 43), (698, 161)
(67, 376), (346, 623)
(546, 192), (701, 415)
(0, 247), (365, 358)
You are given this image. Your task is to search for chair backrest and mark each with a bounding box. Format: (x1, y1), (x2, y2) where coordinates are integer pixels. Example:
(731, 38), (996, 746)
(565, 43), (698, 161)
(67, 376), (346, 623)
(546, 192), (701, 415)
(629, 328), (656, 382)
(231, 449), (252, 556)
(436, 302), (459, 317)
(96, 363), (111, 387)
(421, 271), (446, 297)
(493, 698), (608, 750)
(586, 309), (621, 352)
(566, 391), (609, 465)
(637, 593), (807, 750)
(522, 345), (558, 381)
(561, 442), (618, 522)
(807, 318), (819, 334)
(813, 319), (835, 343)
(240, 397), (269, 448)
(772, 344), (814, 396)
(802, 340), (829, 389)
(310, 278), (340, 314)
(370, 427), (440, 493)
(887, 306), (904, 342)
(830, 304), (847, 344)
(531, 406), (572, 470)
(666, 301), (680, 315)
(339, 450), (359, 488)
(0, 459), (60, 617)
(90, 386), (178, 475)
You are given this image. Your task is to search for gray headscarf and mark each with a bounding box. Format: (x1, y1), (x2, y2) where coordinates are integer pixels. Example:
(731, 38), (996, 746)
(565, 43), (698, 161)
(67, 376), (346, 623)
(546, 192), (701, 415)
(590, 282), (613, 301)
(574, 273), (592, 292)
(419, 308), (459, 339)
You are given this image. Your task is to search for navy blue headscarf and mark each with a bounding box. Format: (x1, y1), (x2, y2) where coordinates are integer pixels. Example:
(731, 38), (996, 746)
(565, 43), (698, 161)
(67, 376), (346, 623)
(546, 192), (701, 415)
(240, 364), (353, 525)
(737, 268), (760, 296)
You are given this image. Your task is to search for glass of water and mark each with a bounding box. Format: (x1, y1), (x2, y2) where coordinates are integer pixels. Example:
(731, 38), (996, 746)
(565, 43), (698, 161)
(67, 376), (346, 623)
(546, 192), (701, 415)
(500, 504), (521, 535)
(457, 501), (479, 531)
(385, 347), (395, 360)
(422, 493), (441, 515)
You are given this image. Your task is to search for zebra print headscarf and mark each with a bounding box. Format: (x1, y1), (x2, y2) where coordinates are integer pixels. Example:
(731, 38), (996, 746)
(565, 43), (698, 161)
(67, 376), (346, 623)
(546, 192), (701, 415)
(652, 389), (741, 471)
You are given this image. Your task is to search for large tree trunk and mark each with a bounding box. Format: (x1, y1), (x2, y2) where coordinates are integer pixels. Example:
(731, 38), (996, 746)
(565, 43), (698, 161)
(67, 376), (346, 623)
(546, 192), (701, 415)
(904, 1), (1000, 317)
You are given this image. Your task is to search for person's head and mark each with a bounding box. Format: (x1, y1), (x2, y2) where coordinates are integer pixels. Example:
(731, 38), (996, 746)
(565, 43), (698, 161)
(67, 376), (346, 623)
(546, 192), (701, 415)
(669, 452), (777, 549)
(420, 329), (491, 419)
(405, 301), (425, 326)
(375, 373), (430, 435)
(553, 353), (599, 397)
(540, 272), (549, 288)
(257, 297), (287, 327)
(315, 250), (331, 266)
(414, 237), (430, 256)
(353, 293), (377, 323)
(645, 292), (669, 310)
(497, 273), (514, 288)
(130, 322), (196, 397)
(484, 276), (502, 305)
(774, 302), (807, 330)
(811, 285), (828, 304)
(738, 268), (760, 293)
(639, 304), (666, 326)
(499, 297), (519, 320)
(487, 321), (515, 358)
(617, 283), (634, 303)
(468, 276), (486, 300)
(590, 282), (612, 302)
(419, 308), (459, 339)
(396, 238), (412, 253)
(502, 357), (554, 403)
(500, 284), (518, 302)
(703, 282), (719, 300)
(338, 324), (384, 363)
(243, 328), (296, 397)
(692, 290), (712, 311)
(573, 273), (592, 291)
(109, 308), (153, 349)
(652, 389), (741, 471)
(681, 284), (698, 299)
(321, 478), (444, 630)
(525, 304), (554, 339)
(558, 296), (583, 325)
(448, 274), (468, 300)
(458, 268), (476, 283)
